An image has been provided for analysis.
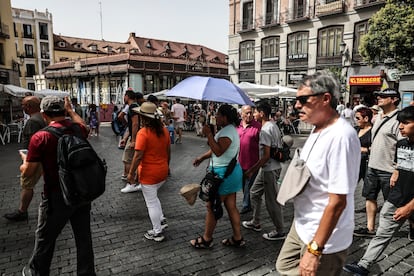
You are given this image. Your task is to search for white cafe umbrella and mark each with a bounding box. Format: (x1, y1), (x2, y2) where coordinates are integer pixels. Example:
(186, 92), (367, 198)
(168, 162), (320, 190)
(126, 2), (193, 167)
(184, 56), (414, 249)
(165, 76), (254, 106)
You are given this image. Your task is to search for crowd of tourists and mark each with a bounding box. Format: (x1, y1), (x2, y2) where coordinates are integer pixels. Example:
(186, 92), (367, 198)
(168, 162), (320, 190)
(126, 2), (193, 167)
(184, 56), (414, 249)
(3, 70), (414, 275)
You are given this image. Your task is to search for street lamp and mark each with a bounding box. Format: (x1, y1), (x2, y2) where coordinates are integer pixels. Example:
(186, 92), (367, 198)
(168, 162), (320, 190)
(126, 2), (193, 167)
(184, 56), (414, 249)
(340, 41), (350, 95)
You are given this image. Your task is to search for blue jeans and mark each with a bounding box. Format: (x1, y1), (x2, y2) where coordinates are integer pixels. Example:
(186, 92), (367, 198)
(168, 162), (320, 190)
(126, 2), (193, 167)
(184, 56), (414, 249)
(28, 192), (96, 276)
(242, 169), (258, 209)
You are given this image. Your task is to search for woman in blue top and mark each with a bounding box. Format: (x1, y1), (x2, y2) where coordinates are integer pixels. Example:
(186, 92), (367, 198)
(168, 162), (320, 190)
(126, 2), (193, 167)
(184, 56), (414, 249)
(191, 104), (244, 248)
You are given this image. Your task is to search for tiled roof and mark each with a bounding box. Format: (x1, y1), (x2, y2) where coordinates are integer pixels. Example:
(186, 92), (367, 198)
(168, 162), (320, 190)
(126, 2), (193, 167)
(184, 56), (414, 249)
(54, 34), (129, 54)
(53, 32), (227, 63)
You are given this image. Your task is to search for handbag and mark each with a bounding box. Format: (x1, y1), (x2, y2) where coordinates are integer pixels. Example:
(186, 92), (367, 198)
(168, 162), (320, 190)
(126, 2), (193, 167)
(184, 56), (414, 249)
(270, 142), (291, 162)
(276, 149), (311, 205)
(199, 154), (237, 202)
(277, 133), (320, 205)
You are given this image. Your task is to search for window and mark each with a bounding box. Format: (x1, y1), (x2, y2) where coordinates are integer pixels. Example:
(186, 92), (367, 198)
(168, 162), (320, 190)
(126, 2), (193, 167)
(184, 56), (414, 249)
(25, 44), (34, 58)
(0, 43), (4, 65)
(293, 0), (306, 19)
(13, 23), (18, 37)
(288, 32), (308, 59)
(89, 44), (97, 51)
(58, 41), (66, 48)
(26, 64), (36, 77)
(318, 26), (343, 57)
(41, 61), (50, 73)
(39, 22), (48, 40)
(240, 41), (255, 61)
(23, 24), (32, 38)
(242, 1), (254, 30)
(118, 47), (125, 53)
(262, 36), (279, 60)
(265, 0), (278, 25)
(354, 20), (369, 55)
(40, 42), (49, 59)
(27, 83), (35, 91)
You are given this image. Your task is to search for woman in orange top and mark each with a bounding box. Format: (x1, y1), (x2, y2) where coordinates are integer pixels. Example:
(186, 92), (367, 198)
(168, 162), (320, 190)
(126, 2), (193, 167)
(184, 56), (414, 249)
(127, 102), (170, 242)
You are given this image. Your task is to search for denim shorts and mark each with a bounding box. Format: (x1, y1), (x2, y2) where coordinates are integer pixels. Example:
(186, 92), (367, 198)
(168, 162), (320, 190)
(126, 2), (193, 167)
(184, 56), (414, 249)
(210, 163), (243, 196)
(362, 167), (392, 200)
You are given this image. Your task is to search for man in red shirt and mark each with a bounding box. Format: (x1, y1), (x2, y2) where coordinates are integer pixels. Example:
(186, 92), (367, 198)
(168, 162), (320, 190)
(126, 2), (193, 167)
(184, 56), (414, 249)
(236, 105), (261, 214)
(21, 96), (95, 276)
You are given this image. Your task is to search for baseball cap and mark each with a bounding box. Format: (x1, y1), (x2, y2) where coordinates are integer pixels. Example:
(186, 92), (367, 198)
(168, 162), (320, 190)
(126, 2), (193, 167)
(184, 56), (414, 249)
(374, 89), (400, 98)
(40, 96), (65, 112)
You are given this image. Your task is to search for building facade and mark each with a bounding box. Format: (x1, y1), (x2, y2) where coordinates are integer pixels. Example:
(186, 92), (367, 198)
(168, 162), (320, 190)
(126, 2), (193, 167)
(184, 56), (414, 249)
(228, 0), (393, 105)
(12, 7), (54, 91)
(44, 33), (228, 106)
(0, 0), (19, 86)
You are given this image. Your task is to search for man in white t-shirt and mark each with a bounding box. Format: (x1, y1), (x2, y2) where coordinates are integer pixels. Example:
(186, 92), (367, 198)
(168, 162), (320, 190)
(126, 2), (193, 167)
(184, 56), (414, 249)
(276, 71), (360, 275)
(171, 98), (187, 144)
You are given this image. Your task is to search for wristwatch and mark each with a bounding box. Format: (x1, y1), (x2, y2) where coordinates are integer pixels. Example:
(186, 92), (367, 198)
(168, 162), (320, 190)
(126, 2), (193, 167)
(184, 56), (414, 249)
(307, 240), (324, 257)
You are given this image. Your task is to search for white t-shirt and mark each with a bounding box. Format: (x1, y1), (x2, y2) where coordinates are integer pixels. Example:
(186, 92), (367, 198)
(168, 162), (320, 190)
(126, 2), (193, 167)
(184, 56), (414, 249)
(171, 103), (186, 122)
(293, 117), (360, 254)
(260, 121), (282, 171)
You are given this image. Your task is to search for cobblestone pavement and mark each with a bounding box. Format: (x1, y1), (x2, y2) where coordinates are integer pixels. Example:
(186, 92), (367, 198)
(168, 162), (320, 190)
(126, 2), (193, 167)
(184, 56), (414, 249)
(0, 124), (413, 275)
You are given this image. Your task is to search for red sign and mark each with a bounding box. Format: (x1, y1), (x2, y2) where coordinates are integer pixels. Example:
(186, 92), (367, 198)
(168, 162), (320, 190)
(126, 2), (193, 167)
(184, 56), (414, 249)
(349, 76), (381, 86)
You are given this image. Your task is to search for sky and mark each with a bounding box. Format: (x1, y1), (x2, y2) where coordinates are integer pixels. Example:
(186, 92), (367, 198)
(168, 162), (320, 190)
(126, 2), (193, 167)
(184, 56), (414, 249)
(11, 0), (229, 53)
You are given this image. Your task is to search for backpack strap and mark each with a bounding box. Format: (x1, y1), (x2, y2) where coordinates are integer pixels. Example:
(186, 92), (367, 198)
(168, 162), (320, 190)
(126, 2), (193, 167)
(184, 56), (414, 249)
(43, 124), (83, 138)
(43, 125), (65, 138)
(372, 112), (398, 141)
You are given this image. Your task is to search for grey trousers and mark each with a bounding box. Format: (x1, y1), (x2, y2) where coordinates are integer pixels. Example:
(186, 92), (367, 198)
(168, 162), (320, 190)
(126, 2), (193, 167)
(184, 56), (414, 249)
(250, 168), (284, 232)
(358, 201), (407, 269)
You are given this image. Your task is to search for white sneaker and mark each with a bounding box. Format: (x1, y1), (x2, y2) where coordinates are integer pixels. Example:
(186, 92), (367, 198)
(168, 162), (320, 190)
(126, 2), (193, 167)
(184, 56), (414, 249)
(144, 230), (165, 242)
(121, 183), (142, 193)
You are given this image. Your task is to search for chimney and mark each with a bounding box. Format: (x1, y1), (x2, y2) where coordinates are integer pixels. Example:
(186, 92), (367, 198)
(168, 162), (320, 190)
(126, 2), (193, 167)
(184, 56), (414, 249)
(129, 32), (136, 38)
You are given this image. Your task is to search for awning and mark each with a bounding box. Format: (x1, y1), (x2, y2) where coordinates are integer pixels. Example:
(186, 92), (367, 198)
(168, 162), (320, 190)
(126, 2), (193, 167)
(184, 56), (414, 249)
(35, 89), (70, 98)
(2, 84), (33, 97)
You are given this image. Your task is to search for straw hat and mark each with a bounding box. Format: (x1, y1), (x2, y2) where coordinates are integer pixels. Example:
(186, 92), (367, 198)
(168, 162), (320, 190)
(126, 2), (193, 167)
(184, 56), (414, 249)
(132, 102), (162, 119)
(180, 184), (200, 206)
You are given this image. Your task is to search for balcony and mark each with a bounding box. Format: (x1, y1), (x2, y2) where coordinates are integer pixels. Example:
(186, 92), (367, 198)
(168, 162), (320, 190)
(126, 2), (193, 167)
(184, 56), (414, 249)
(0, 23), (10, 39)
(23, 33), (34, 39)
(284, 6), (314, 23)
(41, 53), (50, 59)
(354, 0), (385, 10)
(316, 55), (342, 66)
(260, 13), (280, 28)
(236, 19), (260, 34)
(40, 34), (49, 40)
(316, 1), (344, 17)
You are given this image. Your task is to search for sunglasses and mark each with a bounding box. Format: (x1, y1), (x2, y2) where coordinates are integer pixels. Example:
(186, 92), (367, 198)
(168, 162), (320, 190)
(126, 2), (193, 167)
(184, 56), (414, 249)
(377, 94), (393, 99)
(355, 116), (362, 120)
(295, 92), (326, 105)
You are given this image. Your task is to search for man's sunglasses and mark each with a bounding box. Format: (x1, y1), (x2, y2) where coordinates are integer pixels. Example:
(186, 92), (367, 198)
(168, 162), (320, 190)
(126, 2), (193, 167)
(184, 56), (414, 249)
(295, 92), (326, 105)
(377, 94), (393, 99)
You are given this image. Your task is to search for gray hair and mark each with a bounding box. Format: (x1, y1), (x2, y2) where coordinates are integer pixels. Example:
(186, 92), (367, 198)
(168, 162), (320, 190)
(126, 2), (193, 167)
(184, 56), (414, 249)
(299, 70), (340, 109)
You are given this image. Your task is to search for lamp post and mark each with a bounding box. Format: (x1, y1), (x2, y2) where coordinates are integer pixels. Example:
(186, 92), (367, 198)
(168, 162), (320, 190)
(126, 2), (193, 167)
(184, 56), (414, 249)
(339, 41), (350, 99)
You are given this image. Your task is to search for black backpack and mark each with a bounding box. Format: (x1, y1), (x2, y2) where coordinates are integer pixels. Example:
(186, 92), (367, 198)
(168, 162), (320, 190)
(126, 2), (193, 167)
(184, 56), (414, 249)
(270, 142), (291, 162)
(44, 124), (107, 207)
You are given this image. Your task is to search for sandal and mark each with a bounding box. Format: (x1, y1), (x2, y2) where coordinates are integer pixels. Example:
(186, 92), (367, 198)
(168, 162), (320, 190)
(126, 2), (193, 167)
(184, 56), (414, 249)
(222, 237), (246, 248)
(190, 236), (213, 249)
